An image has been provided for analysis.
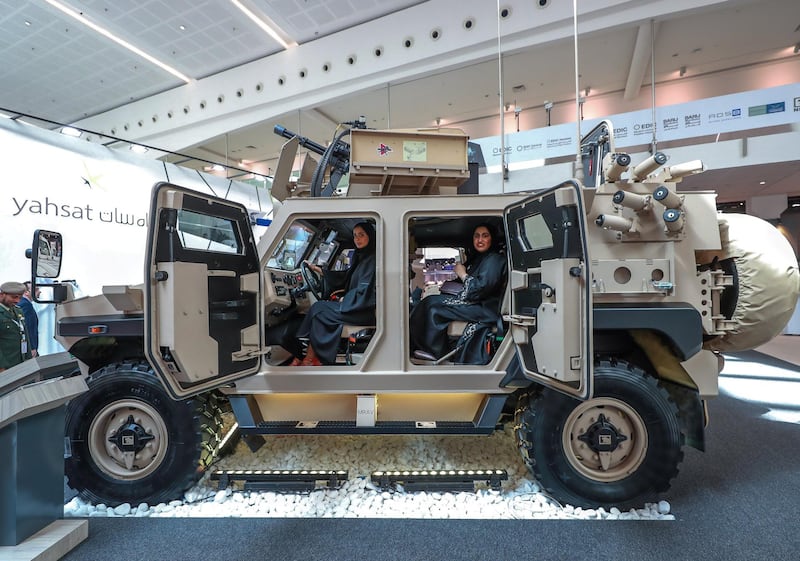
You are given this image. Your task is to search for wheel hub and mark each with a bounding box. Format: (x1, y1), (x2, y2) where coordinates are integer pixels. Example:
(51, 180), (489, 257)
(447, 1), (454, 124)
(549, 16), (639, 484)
(108, 414), (155, 454)
(88, 399), (169, 480)
(562, 397), (648, 482)
(576, 413), (628, 453)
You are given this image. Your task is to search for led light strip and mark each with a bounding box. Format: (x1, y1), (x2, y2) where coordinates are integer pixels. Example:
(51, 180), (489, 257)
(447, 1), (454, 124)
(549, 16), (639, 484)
(229, 0), (296, 49)
(44, 0), (192, 83)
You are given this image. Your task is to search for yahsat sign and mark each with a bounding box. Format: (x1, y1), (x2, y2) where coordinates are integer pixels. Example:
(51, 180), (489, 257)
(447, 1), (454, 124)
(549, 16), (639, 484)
(0, 119), (272, 354)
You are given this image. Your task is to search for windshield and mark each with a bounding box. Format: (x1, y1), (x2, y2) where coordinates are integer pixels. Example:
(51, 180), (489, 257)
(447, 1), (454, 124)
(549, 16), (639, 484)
(267, 222), (315, 270)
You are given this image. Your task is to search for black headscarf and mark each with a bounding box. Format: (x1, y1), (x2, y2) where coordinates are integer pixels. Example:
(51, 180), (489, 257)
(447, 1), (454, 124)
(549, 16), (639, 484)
(353, 221), (376, 255)
(346, 221), (376, 278)
(465, 222), (500, 272)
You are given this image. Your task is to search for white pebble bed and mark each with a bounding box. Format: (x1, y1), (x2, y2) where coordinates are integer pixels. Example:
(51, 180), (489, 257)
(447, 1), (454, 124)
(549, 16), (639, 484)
(64, 427), (674, 521)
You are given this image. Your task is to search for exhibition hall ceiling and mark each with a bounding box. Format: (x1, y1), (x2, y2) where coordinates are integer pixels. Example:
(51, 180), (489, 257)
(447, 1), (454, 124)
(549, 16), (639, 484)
(0, 0), (799, 202)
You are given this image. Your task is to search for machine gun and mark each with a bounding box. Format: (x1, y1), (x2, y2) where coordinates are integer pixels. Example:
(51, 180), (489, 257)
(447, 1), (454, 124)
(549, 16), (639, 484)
(273, 117), (366, 197)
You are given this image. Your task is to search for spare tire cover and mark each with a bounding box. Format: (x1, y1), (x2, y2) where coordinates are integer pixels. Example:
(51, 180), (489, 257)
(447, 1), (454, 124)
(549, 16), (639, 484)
(706, 213), (800, 352)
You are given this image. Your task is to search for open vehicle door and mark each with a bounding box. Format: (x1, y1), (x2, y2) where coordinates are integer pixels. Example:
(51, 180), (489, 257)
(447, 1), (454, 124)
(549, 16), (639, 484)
(144, 182), (262, 399)
(504, 180), (593, 399)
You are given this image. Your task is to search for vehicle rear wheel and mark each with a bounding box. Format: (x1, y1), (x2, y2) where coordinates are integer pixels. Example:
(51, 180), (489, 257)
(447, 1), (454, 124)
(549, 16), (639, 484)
(65, 361), (225, 506)
(514, 358), (684, 509)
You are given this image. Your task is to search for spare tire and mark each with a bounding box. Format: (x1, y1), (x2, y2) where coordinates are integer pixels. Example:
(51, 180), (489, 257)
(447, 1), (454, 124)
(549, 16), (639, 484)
(705, 213), (799, 352)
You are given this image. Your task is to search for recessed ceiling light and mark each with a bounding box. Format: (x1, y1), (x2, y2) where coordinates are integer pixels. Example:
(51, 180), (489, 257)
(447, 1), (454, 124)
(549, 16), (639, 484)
(60, 126), (82, 137)
(759, 180), (766, 185)
(24, 20), (32, 26)
(179, 25), (186, 31)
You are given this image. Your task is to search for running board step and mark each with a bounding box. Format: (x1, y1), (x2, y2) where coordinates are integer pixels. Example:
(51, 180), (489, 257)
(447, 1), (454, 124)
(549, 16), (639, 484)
(227, 394), (508, 436)
(243, 420), (496, 435)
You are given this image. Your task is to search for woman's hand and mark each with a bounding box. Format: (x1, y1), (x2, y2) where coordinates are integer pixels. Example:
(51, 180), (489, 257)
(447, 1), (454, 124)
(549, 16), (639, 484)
(304, 260), (322, 274)
(454, 263), (467, 281)
(330, 288), (345, 301)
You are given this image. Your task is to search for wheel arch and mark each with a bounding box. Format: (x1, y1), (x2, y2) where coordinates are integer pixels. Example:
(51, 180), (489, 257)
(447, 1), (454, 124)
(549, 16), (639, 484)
(593, 324), (706, 452)
(66, 335), (146, 373)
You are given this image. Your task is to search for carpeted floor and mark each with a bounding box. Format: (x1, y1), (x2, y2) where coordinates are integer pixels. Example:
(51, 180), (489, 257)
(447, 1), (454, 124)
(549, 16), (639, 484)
(58, 349), (800, 561)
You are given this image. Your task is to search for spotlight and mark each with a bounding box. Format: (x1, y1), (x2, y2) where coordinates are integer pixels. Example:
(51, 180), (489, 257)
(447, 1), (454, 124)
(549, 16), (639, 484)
(632, 152), (668, 181)
(372, 468), (508, 492)
(595, 214), (633, 233)
(663, 208), (684, 233)
(604, 152), (632, 182)
(613, 190), (650, 212)
(211, 469), (348, 491)
(665, 159), (705, 181)
(653, 185), (683, 210)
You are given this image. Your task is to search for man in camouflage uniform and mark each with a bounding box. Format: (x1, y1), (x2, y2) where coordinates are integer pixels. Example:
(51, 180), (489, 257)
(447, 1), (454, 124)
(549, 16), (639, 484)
(0, 281), (32, 372)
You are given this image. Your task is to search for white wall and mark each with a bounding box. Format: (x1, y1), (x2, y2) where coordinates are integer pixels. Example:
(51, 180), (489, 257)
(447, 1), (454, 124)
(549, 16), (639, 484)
(0, 119), (272, 354)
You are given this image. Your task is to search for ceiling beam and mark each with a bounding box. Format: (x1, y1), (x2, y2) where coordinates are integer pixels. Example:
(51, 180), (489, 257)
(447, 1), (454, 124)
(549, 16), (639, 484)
(624, 21), (660, 101)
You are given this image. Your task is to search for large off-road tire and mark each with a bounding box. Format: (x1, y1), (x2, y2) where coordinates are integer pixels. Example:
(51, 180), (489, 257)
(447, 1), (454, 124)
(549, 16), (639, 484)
(514, 359), (684, 509)
(65, 361), (224, 506)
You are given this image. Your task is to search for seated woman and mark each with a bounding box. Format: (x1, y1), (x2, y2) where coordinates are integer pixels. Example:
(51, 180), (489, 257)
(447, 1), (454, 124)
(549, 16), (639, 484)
(292, 221), (376, 366)
(409, 223), (506, 364)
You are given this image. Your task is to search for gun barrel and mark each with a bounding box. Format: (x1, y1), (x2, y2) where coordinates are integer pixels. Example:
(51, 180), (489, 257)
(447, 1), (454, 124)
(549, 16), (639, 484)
(273, 125), (327, 156)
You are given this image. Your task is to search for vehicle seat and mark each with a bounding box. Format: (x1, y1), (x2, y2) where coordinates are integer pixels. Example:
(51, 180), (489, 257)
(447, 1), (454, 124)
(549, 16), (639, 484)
(341, 325), (375, 365)
(341, 325), (375, 338)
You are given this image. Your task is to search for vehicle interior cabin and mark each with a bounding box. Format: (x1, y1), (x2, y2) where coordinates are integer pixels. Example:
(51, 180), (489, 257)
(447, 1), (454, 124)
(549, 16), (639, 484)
(260, 213), (509, 367)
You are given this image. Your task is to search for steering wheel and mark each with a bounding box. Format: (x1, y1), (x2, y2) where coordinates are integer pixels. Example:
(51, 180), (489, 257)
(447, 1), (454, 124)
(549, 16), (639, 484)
(301, 261), (325, 300)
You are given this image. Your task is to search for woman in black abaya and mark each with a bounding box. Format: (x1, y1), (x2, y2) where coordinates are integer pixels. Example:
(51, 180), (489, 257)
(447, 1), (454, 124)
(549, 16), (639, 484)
(293, 221), (376, 366)
(409, 223), (506, 364)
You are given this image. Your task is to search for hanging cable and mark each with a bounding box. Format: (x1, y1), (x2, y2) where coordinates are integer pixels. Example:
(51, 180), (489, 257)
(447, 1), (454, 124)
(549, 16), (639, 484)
(497, 0), (506, 185)
(650, 18), (658, 153)
(572, 0), (583, 181)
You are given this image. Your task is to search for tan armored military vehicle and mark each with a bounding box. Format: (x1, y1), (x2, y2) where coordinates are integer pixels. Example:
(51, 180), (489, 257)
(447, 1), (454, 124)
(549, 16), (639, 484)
(32, 121), (799, 510)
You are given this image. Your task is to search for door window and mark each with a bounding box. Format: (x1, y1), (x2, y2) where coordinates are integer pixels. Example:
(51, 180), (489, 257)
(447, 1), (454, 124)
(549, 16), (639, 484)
(176, 209), (241, 254)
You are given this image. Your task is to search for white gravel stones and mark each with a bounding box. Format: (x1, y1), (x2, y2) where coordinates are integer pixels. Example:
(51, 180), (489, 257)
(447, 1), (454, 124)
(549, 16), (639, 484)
(63, 427), (675, 521)
(112, 503), (131, 516)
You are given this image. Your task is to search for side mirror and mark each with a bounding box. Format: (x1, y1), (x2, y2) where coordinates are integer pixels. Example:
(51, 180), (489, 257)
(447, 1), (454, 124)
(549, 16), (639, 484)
(28, 229), (67, 304)
(31, 229), (63, 279)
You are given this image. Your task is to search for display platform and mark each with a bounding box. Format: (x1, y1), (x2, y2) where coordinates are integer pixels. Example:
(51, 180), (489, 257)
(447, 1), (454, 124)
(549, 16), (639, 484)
(0, 519), (88, 561)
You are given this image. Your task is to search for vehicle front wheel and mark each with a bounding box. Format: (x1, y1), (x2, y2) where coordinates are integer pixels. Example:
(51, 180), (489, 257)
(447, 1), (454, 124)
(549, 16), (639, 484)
(65, 361), (225, 506)
(514, 359), (685, 509)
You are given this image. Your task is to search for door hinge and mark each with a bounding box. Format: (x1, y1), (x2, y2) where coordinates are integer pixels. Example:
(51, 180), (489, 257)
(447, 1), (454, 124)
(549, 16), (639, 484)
(232, 346), (271, 361)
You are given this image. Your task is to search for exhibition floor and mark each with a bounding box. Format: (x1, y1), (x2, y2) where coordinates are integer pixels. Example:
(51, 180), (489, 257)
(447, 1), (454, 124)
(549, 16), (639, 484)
(57, 338), (800, 561)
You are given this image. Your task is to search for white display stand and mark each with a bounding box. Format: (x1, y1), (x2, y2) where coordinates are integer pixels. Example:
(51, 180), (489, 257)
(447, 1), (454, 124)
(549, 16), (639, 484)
(0, 354), (87, 559)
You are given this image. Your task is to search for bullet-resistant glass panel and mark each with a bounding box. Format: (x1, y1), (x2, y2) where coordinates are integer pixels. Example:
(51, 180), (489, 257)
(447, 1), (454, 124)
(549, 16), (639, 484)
(176, 209), (241, 254)
(267, 222), (316, 270)
(519, 213), (553, 252)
